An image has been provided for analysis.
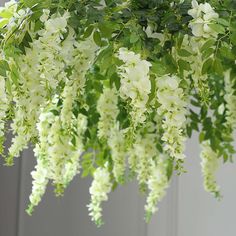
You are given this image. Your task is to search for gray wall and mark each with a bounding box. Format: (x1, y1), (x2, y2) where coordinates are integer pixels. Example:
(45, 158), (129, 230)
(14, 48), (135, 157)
(0, 133), (21, 236)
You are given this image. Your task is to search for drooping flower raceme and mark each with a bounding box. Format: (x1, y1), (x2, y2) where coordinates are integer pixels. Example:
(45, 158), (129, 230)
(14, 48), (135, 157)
(200, 141), (220, 198)
(157, 75), (187, 160)
(88, 165), (112, 226)
(27, 108), (55, 214)
(145, 158), (169, 221)
(61, 113), (88, 186)
(7, 11), (71, 164)
(130, 132), (158, 187)
(108, 124), (127, 183)
(97, 87), (119, 139)
(188, 0), (219, 38)
(97, 88), (127, 182)
(0, 76), (8, 155)
(117, 48), (151, 125)
(224, 70), (236, 129)
(24, 11), (97, 211)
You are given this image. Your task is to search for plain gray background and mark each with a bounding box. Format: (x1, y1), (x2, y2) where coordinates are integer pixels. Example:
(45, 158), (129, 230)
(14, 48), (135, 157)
(1, 0), (236, 235)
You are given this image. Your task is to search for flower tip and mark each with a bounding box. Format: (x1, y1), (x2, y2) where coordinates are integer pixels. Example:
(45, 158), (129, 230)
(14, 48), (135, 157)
(54, 183), (65, 197)
(145, 211), (152, 223)
(26, 204), (34, 216)
(95, 219), (104, 228)
(4, 156), (14, 166)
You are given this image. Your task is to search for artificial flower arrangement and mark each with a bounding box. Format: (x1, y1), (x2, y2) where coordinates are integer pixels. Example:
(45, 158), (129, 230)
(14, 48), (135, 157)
(0, 0), (236, 226)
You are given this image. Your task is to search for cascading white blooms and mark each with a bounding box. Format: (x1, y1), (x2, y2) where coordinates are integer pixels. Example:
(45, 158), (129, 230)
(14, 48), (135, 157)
(0, 0), (235, 227)
(23, 12), (98, 213)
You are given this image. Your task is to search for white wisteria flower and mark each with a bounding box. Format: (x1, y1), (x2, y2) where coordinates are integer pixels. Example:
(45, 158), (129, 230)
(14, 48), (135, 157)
(97, 87), (119, 139)
(223, 70), (236, 129)
(145, 158), (169, 221)
(188, 0), (219, 38)
(200, 141), (220, 198)
(108, 123), (127, 183)
(88, 165), (112, 226)
(117, 47), (151, 125)
(157, 75), (187, 160)
(130, 132), (158, 187)
(0, 76), (8, 138)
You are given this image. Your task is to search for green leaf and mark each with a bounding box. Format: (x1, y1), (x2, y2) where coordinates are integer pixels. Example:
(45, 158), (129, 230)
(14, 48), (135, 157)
(219, 46), (234, 60)
(0, 61), (10, 77)
(130, 32), (139, 43)
(93, 30), (102, 47)
(21, 0), (51, 8)
(151, 61), (167, 76)
(83, 25), (94, 38)
(110, 73), (120, 90)
(202, 58), (213, 74)
(199, 132), (205, 143)
(148, 76), (156, 104)
(0, 18), (9, 28)
(213, 59), (223, 76)
(98, 22), (114, 38)
(209, 23), (225, 34)
(202, 48), (214, 59)
(166, 159), (173, 180)
(216, 18), (230, 27)
(95, 73), (106, 80)
(178, 59), (191, 71)
(50, 109), (59, 116)
(200, 39), (216, 52)
(230, 32), (236, 45)
(10, 64), (20, 86)
(178, 49), (192, 57)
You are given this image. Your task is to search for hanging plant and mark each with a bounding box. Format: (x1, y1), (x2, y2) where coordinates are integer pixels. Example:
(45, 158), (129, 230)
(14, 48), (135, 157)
(0, 0), (236, 226)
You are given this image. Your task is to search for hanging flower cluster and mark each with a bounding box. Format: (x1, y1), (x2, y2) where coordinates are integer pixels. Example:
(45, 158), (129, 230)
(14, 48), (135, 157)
(200, 141), (220, 198)
(117, 47), (151, 125)
(188, 0), (219, 38)
(145, 158), (169, 221)
(0, 0), (236, 227)
(88, 165), (112, 226)
(223, 70), (236, 129)
(156, 75), (187, 161)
